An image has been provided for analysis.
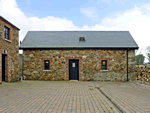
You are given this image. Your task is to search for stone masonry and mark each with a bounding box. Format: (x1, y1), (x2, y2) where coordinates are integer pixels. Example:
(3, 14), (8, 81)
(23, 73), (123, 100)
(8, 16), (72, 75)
(23, 49), (135, 81)
(0, 16), (20, 84)
(129, 65), (150, 85)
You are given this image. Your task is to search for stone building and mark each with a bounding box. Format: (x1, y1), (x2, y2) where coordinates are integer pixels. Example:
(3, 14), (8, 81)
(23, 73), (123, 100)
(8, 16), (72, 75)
(20, 31), (138, 81)
(0, 16), (20, 84)
(19, 54), (23, 76)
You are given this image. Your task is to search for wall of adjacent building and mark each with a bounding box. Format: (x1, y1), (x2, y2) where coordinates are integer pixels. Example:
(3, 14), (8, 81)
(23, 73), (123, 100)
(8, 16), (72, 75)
(22, 49), (135, 81)
(0, 18), (19, 83)
(18, 54), (23, 76)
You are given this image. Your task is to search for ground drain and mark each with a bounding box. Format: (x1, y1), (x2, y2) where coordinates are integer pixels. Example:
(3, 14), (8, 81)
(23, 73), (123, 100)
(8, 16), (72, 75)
(91, 82), (125, 113)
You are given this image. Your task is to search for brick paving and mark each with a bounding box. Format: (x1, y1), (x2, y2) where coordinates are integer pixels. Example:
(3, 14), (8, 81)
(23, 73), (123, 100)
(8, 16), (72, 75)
(0, 81), (119, 113)
(96, 82), (150, 113)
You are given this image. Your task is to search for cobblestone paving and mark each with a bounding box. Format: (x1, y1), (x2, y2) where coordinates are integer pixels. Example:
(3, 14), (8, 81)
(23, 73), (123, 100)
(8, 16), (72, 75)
(0, 81), (119, 113)
(96, 82), (150, 113)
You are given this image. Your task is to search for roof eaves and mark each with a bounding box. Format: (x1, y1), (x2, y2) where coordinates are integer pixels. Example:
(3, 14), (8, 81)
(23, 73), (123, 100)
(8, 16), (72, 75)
(0, 16), (20, 30)
(19, 46), (139, 49)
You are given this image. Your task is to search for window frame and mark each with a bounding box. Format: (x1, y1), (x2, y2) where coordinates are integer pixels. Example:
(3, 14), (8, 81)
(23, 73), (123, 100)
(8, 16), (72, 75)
(42, 58), (52, 70)
(101, 60), (107, 70)
(100, 58), (109, 71)
(44, 60), (50, 70)
(4, 26), (10, 40)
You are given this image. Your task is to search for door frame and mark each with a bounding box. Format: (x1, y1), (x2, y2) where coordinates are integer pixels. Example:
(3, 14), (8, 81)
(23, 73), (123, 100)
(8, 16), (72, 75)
(69, 59), (79, 80)
(66, 57), (82, 81)
(2, 54), (8, 82)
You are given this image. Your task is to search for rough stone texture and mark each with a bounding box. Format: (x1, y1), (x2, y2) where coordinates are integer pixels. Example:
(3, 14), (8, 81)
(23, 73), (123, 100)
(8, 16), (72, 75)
(0, 18), (19, 83)
(23, 49), (135, 81)
(128, 49), (136, 81)
(129, 65), (150, 85)
(18, 54), (23, 76)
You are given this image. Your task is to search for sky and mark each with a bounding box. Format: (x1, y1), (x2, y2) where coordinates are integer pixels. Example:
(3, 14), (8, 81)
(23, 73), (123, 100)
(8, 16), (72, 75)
(0, 0), (150, 62)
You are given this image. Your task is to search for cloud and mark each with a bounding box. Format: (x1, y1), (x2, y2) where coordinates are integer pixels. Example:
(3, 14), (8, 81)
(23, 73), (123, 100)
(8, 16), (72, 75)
(81, 4), (150, 62)
(80, 7), (99, 19)
(82, 4), (150, 49)
(99, 5), (150, 49)
(0, 0), (80, 42)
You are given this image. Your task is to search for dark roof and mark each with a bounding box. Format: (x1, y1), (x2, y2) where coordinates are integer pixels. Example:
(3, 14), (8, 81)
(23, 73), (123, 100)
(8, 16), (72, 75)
(20, 31), (139, 49)
(0, 16), (20, 30)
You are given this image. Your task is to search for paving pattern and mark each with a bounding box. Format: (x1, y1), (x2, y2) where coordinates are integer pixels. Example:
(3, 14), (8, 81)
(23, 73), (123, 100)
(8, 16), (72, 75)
(0, 81), (119, 113)
(96, 82), (150, 113)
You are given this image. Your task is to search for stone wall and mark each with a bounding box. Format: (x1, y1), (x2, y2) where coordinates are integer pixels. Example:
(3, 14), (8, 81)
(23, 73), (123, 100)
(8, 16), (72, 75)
(22, 49), (135, 81)
(128, 49), (136, 80)
(18, 54), (23, 76)
(0, 17), (19, 83)
(129, 65), (150, 85)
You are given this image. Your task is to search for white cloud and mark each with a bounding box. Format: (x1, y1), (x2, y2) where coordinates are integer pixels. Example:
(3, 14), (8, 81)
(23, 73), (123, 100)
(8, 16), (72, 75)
(82, 4), (150, 49)
(81, 4), (150, 62)
(0, 0), (80, 42)
(99, 5), (150, 50)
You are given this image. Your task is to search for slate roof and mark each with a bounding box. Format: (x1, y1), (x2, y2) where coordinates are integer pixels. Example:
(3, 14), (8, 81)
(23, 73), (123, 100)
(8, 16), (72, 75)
(20, 31), (138, 49)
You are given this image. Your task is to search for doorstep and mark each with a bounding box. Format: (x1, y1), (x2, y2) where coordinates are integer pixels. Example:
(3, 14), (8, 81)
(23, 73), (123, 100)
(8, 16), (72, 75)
(69, 80), (78, 82)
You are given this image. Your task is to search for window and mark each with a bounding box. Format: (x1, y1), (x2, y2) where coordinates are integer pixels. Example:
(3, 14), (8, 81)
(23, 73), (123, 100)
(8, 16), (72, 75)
(101, 60), (107, 70)
(42, 58), (51, 71)
(4, 26), (10, 40)
(44, 60), (50, 70)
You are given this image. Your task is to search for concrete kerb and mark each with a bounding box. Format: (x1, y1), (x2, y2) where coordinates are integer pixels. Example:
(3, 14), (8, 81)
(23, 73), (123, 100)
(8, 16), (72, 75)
(91, 82), (124, 113)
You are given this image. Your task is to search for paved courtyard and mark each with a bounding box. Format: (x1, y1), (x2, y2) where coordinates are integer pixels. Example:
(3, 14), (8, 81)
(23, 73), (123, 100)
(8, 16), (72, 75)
(96, 82), (150, 113)
(1, 81), (150, 113)
(0, 81), (119, 113)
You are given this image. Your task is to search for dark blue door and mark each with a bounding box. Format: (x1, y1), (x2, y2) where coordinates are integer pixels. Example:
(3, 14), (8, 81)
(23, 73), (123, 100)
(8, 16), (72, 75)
(69, 60), (79, 80)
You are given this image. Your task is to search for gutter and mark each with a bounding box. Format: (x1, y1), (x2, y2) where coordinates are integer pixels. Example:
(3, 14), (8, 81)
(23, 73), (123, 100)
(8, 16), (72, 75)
(19, 47), (139, 50)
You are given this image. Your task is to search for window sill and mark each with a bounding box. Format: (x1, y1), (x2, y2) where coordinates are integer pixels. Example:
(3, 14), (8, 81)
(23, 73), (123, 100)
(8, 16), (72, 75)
(43, 70), (51, 72)
(5, 39), (12, 43)
(100, 70), (108, 71)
